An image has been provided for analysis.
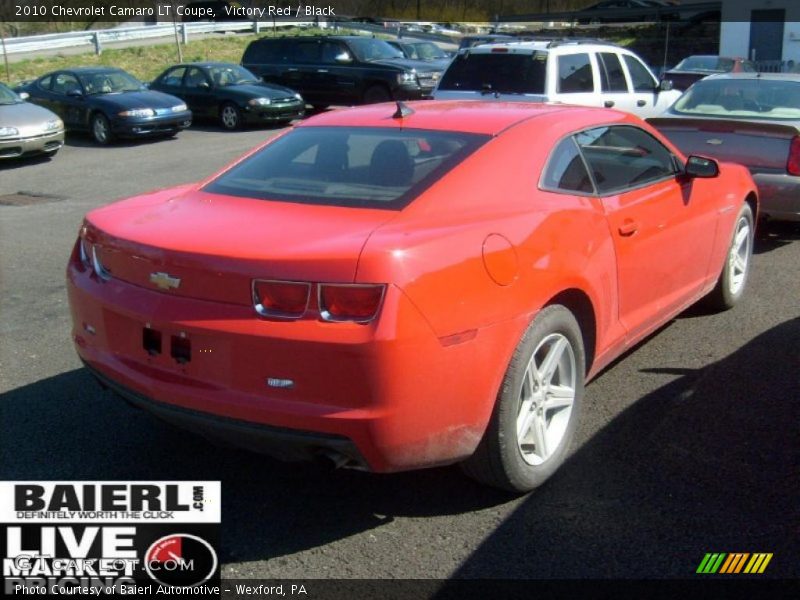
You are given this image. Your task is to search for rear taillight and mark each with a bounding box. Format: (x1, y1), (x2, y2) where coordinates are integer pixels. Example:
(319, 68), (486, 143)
(788, 136), (800, 176)
(319, 284), (385, 323)
(252, 280), (311, 319)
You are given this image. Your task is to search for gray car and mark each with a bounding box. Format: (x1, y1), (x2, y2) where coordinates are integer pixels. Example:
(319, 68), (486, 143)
(649, 73), (800, 222)
(0, 82), (64, 160)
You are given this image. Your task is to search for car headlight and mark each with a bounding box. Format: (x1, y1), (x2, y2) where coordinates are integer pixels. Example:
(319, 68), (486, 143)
(294, 93), (303, 101)
(118, 108), (156, 118)
(248, 98), (272, 106)
(397, 71), (417, 84)
(0, 126), (19, 137)
(43, 119), (62, 131)
(171, 103), (188, 112)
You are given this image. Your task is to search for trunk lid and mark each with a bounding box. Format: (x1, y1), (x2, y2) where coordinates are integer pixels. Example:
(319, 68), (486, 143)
(649, 117), (800, 172)
(85, 187), (396, 306)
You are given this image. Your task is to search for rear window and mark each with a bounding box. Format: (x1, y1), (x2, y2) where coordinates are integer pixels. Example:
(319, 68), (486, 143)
(204, 127), (489, 210)
(438, 52), (547, 95)
(672, 79), (800, 120)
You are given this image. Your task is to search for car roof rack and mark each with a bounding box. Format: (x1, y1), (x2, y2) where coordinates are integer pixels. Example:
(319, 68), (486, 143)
(545, 38), (620, 48)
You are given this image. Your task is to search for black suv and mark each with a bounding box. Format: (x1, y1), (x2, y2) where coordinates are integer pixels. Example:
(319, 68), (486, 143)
(241, 36), (443, 108)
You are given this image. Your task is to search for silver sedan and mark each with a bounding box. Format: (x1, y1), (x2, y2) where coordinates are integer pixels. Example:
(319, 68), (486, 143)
(0, 82), (64, 160)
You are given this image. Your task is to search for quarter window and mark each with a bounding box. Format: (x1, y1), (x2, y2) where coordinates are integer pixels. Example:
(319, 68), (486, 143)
(541, 137), (594, 194)
(622, 55), (657, 92)
(38, 75), (52, 91)
(598, 52), (628, 92)
(575, 126), (677, 194)
(557, 53), (594, 93)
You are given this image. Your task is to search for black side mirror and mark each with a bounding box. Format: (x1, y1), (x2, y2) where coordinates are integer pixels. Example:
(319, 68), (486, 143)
(659, 79), (673, 92)
(198, 81), (210, 89)
(66, 89), (83, 98)
(685, 155), (719, 178)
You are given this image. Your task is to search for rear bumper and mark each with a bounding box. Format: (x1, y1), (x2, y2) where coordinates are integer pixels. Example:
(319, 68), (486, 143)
(0, 129), (64, 159)
(86, 361), (367, 467)
(752, 172), (800, 222)
(67, 256), (513, 472)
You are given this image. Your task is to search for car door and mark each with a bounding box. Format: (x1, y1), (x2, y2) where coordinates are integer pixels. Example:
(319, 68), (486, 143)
(621, 53), (678, 117)
(154, 66), (188, 103)
(281, 40), (322, 102)
(50, 72), (88, 129)
(183, 67), (216, 119)
(551, 51), (600, 108)
(596, 51), (636, 112)
(319, 40), (359, 105)
(575, 125), (718, 340)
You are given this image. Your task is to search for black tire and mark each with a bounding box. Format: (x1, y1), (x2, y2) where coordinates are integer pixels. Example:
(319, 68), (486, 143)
(219, 102), (242, 130)
(90, 113), (113, 145)
(703, 202), (754, 311)
(462, 305), (585, 493)
(362, 85), (392, 104)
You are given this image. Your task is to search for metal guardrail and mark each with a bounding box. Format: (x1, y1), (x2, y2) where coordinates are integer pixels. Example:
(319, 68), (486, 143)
(1, 19), (456, 57)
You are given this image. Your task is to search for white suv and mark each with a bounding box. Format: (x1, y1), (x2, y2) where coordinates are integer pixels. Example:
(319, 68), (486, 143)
(433, 39), (681, 118)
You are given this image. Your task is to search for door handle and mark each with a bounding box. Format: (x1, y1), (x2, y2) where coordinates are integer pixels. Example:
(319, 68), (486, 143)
(604, 100), (615, 108)
(618, 220), (639, 236)
(317, 69), (329, 73)
(286, 68), (299, 72)
(637, 99), (646, 107)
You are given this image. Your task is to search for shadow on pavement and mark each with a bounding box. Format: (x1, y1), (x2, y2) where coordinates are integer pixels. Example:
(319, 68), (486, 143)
(754, 220), (800, 255)
(448, 317), (800, 578)
(0, 367), (509, 564)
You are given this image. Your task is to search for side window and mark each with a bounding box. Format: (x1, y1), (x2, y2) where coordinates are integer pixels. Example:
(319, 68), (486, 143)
(160, 67), (187, 87)
(185, 68), (210, 89)
(244, 41), (281, 63)
(557, 53), (594, 93)
(541, 137), (594, 194)
(575, 125), (677, 194)
(598, 52), (628, 92)
(622, 54), (657, 92)
(38, 75), (52, 91)
(292, 41), (321, 64)
(321, 42), (351, 64)
(51, 73), (81, 95)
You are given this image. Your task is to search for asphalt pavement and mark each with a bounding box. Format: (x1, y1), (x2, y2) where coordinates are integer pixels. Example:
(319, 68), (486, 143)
(0, 123), (798, 583)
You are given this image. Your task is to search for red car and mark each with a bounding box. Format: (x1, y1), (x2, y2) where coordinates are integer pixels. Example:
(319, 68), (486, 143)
(67, 101), (757, 492)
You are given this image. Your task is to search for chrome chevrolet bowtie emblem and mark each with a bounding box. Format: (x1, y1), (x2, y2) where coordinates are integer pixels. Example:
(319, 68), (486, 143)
(706, 138), (723, 145)
(149, 272), (181, 290)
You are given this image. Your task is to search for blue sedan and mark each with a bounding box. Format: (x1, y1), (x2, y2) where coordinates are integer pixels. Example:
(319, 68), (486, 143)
(16, 67), (192, 145)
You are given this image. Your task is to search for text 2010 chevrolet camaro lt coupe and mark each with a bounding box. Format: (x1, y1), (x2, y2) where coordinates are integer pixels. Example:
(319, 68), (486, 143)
(67, 101), (757, 492)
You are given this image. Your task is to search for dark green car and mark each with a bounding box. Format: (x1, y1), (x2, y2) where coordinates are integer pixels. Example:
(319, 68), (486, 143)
(150, 63), (305, 130)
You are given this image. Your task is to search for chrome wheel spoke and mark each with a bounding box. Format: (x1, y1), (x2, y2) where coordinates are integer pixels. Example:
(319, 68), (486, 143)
(530, 412), (548, 459)
(516, 404), (536, 440)
(544, 384), (575, 410)
(535, 336), (567, 386)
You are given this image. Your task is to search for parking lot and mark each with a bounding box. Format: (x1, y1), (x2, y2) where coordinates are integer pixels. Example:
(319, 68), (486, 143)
(1, 126), (798, 580)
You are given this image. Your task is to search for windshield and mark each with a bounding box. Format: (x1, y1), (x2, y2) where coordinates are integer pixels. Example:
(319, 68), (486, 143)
(208, 65), (260, 86)
(348, 38), (404, 62)
(0, 83), (22, 105)
(79, 71), (143, 95)
(204, 126), (489, 210)
(438, 52), (548, 95)
(410, 42), (448, 60)
(674, 56), (734, 73)
(672, 79), (800, 120)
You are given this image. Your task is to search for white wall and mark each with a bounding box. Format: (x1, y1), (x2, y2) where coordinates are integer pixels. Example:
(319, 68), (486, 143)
(719, 0), (800, 63)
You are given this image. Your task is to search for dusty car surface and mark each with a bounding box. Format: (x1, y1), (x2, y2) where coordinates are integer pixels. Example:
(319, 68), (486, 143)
(0, 82), (64, 160)
(68, 101), (758, 492)
(649, 73), (800, 221)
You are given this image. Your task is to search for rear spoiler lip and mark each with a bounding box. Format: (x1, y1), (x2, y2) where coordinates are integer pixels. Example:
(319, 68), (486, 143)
(647, 116), (800, 139)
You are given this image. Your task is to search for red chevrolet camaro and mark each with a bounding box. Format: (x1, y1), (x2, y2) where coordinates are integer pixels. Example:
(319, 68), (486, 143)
(68, 101), (757, 492)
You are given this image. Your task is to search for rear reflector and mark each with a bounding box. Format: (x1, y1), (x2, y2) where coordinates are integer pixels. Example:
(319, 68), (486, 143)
(788, 136), (800, 176)
(252, 280), (311, 319)
(491, 47), (509, 53)
(319, 284), (386, 323)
